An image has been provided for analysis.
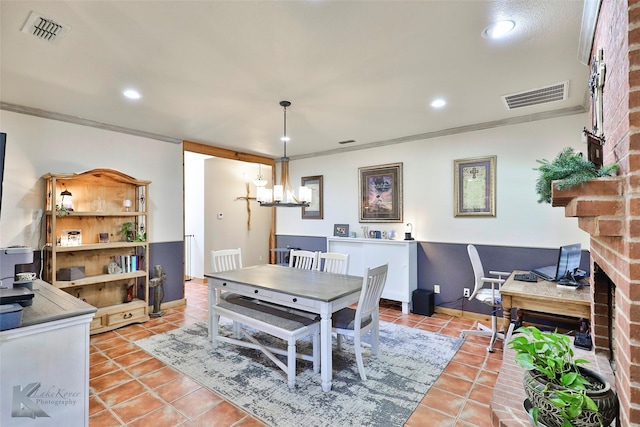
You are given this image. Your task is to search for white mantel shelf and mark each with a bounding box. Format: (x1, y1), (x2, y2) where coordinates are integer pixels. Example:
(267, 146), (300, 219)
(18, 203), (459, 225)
(326, 237), (418, 314)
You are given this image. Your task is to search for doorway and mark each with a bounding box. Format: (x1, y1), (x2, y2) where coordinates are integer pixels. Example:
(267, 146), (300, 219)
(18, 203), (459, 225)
(183, 142), (275, 279)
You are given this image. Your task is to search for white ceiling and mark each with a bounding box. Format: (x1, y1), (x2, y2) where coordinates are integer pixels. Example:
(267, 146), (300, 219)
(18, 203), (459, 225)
(0, 1), (591, 159)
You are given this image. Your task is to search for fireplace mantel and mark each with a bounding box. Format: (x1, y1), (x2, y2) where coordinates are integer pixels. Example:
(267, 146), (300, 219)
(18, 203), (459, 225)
(551, 177), (624, 237)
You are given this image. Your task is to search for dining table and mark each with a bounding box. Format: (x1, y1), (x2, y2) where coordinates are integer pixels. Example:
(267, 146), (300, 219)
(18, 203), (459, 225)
(205, 264), (363, 392)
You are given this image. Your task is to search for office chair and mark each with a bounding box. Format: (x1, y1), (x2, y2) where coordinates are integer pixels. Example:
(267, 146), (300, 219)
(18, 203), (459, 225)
(460, 245), (514, 352)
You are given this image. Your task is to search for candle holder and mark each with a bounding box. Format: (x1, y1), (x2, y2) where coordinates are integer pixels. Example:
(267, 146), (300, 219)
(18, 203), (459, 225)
(123, 199), (132, 212)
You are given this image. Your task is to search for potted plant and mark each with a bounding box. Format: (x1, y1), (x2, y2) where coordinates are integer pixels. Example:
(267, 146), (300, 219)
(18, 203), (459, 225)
(121, 222), (136, 242)
(534, 147), (619, 204)
(509, 326), (617, 427)
(121, 222), (146, 242)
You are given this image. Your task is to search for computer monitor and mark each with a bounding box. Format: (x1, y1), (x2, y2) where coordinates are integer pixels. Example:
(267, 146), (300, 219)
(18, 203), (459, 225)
(531, 243), (582, 281)
(556, 243), (582, 280)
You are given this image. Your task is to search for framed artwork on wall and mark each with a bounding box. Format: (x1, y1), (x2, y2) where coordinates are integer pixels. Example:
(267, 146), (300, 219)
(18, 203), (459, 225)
(584, 128), (605, 169)
(333, 224), (349, 237)
(301, 175), (323, 219)
(358, 162), (403, 223)
(454, 156), (496, 217)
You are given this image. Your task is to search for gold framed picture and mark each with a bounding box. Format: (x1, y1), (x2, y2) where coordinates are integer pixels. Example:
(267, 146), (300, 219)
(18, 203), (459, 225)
(454, 156), (496, 217)
(359, 162), (403, 223)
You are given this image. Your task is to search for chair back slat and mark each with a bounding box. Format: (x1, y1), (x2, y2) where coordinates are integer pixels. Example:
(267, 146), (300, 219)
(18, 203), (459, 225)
(355, 263), (388, 324)
(211, 248), (243, 273)
(289, 250), (318, 270)
(467, 245), (485, 300)
(318, 252), (349, 274)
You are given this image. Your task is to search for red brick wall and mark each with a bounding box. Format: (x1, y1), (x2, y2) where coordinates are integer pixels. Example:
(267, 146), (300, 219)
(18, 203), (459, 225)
(591, 0), (640, 425)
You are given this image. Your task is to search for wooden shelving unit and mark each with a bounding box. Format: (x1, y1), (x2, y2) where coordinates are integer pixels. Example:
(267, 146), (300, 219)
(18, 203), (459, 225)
(42, 168), (151, 334)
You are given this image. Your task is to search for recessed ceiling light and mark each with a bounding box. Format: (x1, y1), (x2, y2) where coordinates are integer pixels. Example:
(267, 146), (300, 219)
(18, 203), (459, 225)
(430, 98), (446, 108)
(482, 20), (515, 39)
(123, 89), (141, 100)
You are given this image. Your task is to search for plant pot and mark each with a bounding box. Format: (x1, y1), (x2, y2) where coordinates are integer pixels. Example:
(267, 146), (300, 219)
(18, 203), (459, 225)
(523, 367), (617, 427)
(524, 399), (550, 427)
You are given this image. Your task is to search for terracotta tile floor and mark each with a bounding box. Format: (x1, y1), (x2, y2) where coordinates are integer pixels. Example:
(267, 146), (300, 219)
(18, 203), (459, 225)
(89, 279), (505, 426)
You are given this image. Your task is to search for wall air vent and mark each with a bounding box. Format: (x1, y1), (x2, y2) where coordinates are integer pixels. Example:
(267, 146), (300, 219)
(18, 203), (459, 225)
(501, 81), (569, 110)
(20, 11), (70, 44)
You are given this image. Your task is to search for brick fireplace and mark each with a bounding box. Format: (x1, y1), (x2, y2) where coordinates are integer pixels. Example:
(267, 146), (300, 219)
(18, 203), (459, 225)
(550, 1), (640, 424)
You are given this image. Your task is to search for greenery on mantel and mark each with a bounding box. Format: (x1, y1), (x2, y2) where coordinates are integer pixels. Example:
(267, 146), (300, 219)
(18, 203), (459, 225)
(535, 147), (619, 204)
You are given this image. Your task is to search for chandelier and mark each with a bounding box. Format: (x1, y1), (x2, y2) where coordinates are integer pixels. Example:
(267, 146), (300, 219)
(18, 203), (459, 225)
(257, 101), (312, 207)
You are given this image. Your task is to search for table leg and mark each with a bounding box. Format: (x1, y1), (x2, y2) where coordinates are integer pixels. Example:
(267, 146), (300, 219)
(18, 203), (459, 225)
(402, 301), (409, 314)
(502, 295), (512, 335)
(208, 282), (213, 341)
(320, 306), (332, 392)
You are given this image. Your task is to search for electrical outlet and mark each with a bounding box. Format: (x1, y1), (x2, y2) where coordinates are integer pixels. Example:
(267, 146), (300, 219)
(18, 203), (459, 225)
(434, 284), (440, 294)
(463, 288), (471, 298)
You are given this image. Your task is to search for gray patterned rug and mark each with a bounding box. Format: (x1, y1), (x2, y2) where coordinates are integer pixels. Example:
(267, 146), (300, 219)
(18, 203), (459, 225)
(135, 320), (462, 427)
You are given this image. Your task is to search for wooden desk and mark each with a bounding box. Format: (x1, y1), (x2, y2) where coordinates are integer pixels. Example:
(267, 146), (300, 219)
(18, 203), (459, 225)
(206, 264), (363, 392)
(500, 271), (591, 333)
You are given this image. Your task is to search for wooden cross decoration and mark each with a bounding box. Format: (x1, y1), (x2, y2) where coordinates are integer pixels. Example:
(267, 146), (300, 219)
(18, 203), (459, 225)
(236, 182), (257, 230)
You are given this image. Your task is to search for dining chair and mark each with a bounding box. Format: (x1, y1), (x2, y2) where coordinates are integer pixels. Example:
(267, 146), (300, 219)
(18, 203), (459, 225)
(211, 248), (243, 272)
(288, 249), (319, 270)
(460, 244), (514, 352)
(317, 252), (349, 274)
(332, 263), (388, 381)
(209, 248), (243, 339)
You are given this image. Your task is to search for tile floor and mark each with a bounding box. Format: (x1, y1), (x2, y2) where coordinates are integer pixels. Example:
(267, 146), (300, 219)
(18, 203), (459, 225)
(89, 279), (505, 426)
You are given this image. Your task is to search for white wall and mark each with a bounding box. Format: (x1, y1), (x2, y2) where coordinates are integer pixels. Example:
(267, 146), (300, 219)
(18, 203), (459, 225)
(205, 158), (272, 268)
(0, 111), (183, 249)
(184, 151), (209, 279)
(1, 109), (592, 255)
(277, 113), (591, 249)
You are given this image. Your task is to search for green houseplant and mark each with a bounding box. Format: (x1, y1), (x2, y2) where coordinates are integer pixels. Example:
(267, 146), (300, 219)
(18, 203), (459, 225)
(534, 147), (619, 204)
(121, 222), (145, 242)
(509, 326), (617, 427)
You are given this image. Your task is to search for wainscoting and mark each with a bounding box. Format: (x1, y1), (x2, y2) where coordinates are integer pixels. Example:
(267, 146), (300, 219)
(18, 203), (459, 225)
(275, 235), (590, 321)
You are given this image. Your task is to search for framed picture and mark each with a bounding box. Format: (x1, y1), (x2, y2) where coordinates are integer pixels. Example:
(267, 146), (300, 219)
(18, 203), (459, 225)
(454, 156), (496, 217)
(359, 162), (403, 223)
(334, 224), (349, 237)
(584, 128), (605, 169)
(301, 175), (323, 219)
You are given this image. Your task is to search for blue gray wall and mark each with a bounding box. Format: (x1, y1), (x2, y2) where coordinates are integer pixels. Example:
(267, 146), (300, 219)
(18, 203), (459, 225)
(276, 234), (590, 317)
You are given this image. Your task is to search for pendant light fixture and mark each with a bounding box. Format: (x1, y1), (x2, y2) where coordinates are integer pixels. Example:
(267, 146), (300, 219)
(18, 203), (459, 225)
(252, 164), (267, 188)
(257, 101), (312, 207)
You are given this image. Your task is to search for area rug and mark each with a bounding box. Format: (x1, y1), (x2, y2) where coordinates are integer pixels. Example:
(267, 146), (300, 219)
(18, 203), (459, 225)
(135, 320), (463, 427)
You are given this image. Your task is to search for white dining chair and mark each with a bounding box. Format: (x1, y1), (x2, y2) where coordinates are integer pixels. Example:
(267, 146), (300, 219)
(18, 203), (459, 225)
(209, 248), (243, 339)
(332, 263), (388, 381)
(317, 252), (349, 274)
(211, 248), (243, 272)
(288, 250), (319, 270)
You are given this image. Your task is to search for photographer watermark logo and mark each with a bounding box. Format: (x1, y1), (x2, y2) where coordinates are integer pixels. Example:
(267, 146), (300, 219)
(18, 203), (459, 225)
(12, 382), (80, 419)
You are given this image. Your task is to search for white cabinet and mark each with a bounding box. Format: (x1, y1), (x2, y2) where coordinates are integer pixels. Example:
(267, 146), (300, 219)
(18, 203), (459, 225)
(0, 281), (95, 427)
(326, 237), (417, 314)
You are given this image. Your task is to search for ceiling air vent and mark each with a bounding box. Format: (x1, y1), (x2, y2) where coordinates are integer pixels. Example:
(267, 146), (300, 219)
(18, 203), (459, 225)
(501, 81), (568, 110)
(20, 11), (70, 44)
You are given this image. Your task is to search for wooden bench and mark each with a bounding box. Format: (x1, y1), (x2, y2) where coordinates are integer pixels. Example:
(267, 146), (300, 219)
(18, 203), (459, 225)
(210, 294), (320, 388)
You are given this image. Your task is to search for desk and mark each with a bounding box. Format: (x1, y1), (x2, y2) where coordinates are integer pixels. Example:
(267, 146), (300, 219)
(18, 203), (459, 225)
(1, 280), (96, 427)
(206, 264), (363, 392)
(500, 270), (591, 333)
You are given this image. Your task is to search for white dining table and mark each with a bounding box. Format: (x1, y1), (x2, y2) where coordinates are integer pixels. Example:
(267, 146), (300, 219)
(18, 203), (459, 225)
(206, 264), (363, 392)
